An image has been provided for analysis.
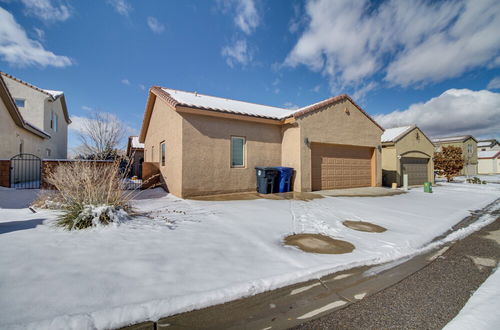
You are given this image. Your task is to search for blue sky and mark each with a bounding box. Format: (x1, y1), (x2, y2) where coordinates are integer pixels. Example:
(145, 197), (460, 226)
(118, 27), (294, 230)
(1, 0), (499, 151)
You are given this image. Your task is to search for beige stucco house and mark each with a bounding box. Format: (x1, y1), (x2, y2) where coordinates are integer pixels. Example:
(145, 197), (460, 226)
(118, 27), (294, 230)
(381, 125), (435, 186)
(0, 72), (70, 160)
(139, 87), (384, 198)
(478, 150), (500, 174)
(432, 135), (478, 176)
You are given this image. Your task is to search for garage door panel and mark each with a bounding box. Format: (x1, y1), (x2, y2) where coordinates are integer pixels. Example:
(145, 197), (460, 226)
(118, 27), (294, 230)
(401, 157), (428, 185)
(312, 143), (374, 190)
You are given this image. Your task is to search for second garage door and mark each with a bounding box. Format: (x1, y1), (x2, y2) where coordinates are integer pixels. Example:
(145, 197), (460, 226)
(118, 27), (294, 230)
(311, 143), (373, 190)
(401, 157), (428, 185)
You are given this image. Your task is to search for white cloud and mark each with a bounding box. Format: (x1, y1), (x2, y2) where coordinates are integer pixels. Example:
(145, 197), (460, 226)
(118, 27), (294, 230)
(33, 27), (44, 40)
(487, 77), (500, 90)
(147, 16), (165, 34)
(233, 0), (259, 35)
(374, 89), (500, 139)
(0, 7), (72, 67)
(352, 81), (377, 101)
(20, 0), (71, 22)
(311, 85), (321, 93)
(286, 0), (500, 93)
(221, 39), (252, 68)
(283, 102), (300, 110)
(139, 84), (146, 91)
(107, 0), (131, 16)
(81, 105), (93, 112)
(121, 79), (130, 85)
(69, 113), (137, 135)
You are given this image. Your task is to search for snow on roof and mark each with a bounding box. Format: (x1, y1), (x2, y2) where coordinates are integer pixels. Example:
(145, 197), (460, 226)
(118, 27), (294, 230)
(130, 136), (144, 149)
(477, 141), (490, 147)
(381, 126), (414, 143)
(43, 89), (64, 98)
(162, 88), (296, 119)
(431, 135), (472, 143)
(478, 150), (500, 159)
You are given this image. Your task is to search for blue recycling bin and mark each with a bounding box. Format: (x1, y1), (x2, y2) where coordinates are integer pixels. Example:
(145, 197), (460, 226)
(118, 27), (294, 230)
(274, 167), (293, 193)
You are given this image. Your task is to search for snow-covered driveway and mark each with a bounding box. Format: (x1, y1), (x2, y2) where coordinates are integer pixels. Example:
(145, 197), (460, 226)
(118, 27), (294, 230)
(0, 183), (499, 329)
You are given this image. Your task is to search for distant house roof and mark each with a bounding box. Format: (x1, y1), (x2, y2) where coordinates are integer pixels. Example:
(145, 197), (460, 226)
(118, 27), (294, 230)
(139, 86), (383, 142)
(478, 150), (500, 159)
(431, 135), (477, 144)
(381, 125), (414, 143)
(477, 139), (499, 148)
(0, 72), (71, 124)
(0, 76), (50, 139)
(127, 136), (144, 156)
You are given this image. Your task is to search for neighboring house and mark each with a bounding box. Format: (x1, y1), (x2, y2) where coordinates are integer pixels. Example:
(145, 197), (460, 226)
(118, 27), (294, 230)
(381, 125), (435, 186)
(477, 139), (500, 152)
(478, 150), (500, 174)
(139, 87), (384, 198)
(0, 72), (70, 159)
(0, 75), (52, 186)
(432, 135), (478, 176)
(126, 136), (144, 178)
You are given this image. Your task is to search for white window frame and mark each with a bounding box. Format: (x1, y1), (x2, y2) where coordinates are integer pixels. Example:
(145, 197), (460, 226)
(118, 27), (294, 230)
(14, 98), (25, 108)
(230, 136), (246, 168)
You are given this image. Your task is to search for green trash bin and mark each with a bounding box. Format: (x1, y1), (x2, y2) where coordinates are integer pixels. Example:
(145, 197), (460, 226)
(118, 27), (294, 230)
(424, 182), (432, 193)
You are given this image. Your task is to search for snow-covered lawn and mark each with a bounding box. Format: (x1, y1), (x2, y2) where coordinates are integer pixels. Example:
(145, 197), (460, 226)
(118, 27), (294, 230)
(438, 174), (500, 184)
(0, 183), (499, 329)
(444, 266), (500, 330)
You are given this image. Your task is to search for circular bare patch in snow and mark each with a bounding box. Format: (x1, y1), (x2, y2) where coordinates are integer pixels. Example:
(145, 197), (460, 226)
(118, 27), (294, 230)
(284, 234), (355, 254)
(342, 220), (386, 233)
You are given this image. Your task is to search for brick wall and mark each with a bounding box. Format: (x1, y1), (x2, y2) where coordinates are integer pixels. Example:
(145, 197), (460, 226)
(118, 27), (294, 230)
(0, 160), (10, 188)
(41, 160), (113, 189)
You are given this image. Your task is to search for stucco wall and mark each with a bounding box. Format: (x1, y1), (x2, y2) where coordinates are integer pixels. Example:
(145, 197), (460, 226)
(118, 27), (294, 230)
(43, 98), (68, 159)
(478, 158), (499, 174)
(281, 123), (301, 191)
(143, 99), (184, 196)
(180, 109), (282, 197)
(3, 76), (45, 128)
(297, 99), (383, 191)
(0, 97), (45, 159)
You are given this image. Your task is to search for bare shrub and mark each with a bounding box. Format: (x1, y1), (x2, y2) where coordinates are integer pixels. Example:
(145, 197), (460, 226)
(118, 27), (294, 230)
(45, 160), (134, 230)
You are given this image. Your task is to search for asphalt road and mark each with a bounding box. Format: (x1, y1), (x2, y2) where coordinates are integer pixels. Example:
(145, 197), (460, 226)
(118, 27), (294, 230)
(292, 214), (500, 330)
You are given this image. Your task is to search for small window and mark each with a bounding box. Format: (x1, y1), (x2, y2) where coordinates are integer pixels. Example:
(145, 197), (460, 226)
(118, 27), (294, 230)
(160, 142), (166, 166)
(46, 148), (51, 157)
(467, 144), (472, 154)
(15, 98), (25, 108)
(230, 136), (245, 167)
(50, 111), (58, 132)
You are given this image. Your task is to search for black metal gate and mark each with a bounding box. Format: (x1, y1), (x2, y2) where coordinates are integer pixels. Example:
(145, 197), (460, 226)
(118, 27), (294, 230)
(10, 154), (42, 189)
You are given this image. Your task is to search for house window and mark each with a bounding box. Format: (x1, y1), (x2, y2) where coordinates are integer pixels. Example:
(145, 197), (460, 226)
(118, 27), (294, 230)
(160, 142), (166, 166)
(467, 144), (472, 154)
(46, 149), (51, 157)
(230, 136), (245, 167)
(50, 111), (58, 132)
(15, 98), (25, 108)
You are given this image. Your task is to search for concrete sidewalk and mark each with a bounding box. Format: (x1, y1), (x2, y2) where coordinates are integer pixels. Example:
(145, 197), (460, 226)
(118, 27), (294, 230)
(122, 200), (499, 330)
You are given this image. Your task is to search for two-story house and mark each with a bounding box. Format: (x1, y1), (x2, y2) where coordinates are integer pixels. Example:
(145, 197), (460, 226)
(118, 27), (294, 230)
(0, 72), (70, 159)
(477, 139), (500, 152)
(432, 135), (478, 176)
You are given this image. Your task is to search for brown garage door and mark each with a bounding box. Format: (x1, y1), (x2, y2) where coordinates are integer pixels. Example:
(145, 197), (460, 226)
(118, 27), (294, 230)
(401, 157), (428, 185)
(311, 143), (373, 190)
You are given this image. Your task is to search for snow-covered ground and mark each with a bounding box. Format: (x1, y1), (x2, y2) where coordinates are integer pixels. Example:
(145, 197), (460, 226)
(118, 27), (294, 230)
(444, 267), (500, 330)
(439, 174), (500, 184)
(0, 183), (499, 329)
